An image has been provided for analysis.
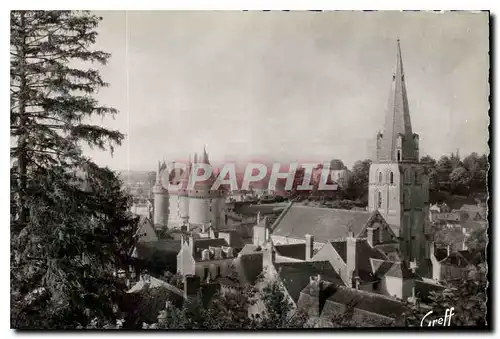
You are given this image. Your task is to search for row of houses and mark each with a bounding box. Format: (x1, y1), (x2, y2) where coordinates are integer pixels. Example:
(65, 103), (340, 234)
(128, 202), (483, 326)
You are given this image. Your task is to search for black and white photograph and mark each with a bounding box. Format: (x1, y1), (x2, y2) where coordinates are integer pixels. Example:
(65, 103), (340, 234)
(9, 8), (490, 330)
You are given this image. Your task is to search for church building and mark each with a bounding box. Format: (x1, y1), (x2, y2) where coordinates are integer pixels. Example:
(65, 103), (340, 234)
(368, 39), (431, 266)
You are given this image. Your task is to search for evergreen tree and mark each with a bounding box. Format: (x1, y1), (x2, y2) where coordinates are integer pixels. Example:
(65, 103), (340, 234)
(11, 10), (137, 329)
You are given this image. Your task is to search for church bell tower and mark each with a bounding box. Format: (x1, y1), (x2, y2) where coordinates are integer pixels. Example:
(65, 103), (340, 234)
(368, 40), (430, 265)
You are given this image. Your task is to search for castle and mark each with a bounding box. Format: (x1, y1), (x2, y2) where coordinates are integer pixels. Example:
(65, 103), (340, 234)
(152, 146), (228, 231)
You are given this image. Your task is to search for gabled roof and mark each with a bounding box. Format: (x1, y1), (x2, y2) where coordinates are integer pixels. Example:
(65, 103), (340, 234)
(133, 239), (182, 259)
(272, 204), (374, 243)
(274, 261), (344, 302)
(440, 249), (484, 268)
(329, 239), (387, 282)
(322, 286), (407, 320)
(370, 258), (413, 279)
(275, 243), (306, 261)
(194, 238), (229, 250)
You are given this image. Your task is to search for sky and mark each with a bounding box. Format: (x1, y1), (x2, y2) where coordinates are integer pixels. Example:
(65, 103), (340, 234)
(84, 11), (490, 171)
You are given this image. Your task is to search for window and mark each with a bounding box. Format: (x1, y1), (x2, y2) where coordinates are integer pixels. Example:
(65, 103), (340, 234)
(397, 151), (401, 162)
(414, 171), (418, 185)
(390, 172), (394, 184)
(204, 267), (209, 280)
(378, 172), (383, 184)
(377, 191), (382, 209)
(216, 266), (221, 277)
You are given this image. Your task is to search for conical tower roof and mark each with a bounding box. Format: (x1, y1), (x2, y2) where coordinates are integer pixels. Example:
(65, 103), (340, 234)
(378, 39), (417, 163)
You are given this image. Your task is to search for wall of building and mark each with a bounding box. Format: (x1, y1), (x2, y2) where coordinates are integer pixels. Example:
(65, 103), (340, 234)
(402, 279), (414, 301)
(253, 225), (267, 246)
(177, 247), (195, 276)
(382, 276), (403, 299)
(194, 259), (234, 280)
(271, 235), (324, 250)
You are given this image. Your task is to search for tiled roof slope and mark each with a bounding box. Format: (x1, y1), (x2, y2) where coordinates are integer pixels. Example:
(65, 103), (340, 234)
(322, 286), (408, 320)
(272, 205), (373, 243)
(275, 243), (306, 260)
(274, 261), (343, 302)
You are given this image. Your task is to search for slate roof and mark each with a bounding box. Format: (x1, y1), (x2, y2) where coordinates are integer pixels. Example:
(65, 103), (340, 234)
(374, 243), (401, 261)
(439, 250), (484, 268)
(217, 229), (246, 249)
(194, 238), (229, 250)
(370, 258), (413, 279)
(233, 203), (287, 217)
(133, 239), (182, 259)
(275, 243), (306, 260)
(235, 252), (263, 285)
(272, 204), (374, 243)
(238, 244), (262, 256)
(191, 238), (238, 261)
(274, 261), (343, 302)
(321, 286), (408, 320)
(132, 240), (181, 274)
(329, 239), (388, 282)
(434, 247), (449, 261)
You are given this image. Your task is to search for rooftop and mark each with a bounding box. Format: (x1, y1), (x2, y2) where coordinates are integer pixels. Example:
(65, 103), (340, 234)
(272, 204), (374, 243)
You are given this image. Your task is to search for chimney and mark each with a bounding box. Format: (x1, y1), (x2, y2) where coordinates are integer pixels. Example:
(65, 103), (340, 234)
(305, 234), (314, 261)
(354, 276), (360, 290)
(209, 228), (216, 239)
(202, 223), (206, 233)
(226, 247), (234, 258)
(189, 236), (195, 257)
(410, 260), (418, 274)
(430, 242), (435, 259)
(366, 227), (375, 247)
(447, 245), (451, 257)
(257, 211), (261, 224)
(263, 243), (276, 269)
(462, 240), (468, 251)
(346, 231), (357, 286)
(183, 275), (200, 300)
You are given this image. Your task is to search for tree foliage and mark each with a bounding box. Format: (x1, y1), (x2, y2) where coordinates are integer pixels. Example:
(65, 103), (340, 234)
(403, 265), (487, 327)
(11, 10), (137, 329)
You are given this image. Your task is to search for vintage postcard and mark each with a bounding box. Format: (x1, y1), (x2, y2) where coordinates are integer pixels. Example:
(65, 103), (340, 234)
(10, 10), (490, 329)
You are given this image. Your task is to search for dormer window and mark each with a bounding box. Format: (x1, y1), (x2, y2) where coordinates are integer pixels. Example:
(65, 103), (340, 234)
(378, 172), (383, 184)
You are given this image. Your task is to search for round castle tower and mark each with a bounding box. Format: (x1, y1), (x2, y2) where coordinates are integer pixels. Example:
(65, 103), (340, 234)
(187, 146), (225, 228)
(152, 160), (169, 228)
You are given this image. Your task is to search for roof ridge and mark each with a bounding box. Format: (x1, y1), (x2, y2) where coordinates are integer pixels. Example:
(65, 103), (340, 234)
(292, 205), (371, 214)
(334, 285), (404, 303)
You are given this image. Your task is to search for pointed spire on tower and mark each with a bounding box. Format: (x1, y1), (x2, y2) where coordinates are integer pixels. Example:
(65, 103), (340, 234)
(378, 39), (417, 163)
(201, 144), (209, 164)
